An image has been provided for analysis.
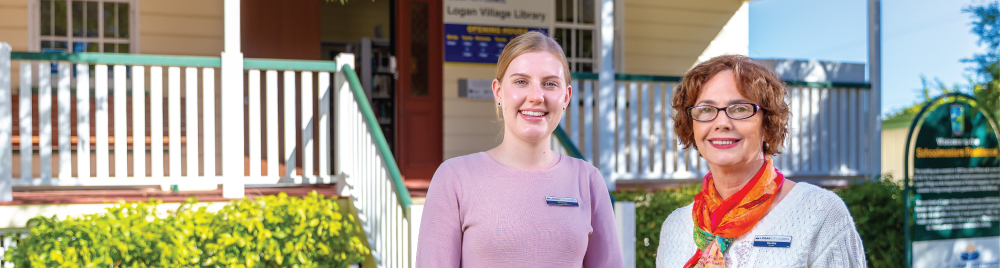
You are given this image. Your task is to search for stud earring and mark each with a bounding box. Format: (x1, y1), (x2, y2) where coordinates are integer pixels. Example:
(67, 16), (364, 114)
(562, 107), (566, 110)
(498, 102), (501, 106)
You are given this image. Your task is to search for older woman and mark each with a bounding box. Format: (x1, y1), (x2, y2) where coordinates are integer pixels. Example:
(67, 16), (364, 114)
(415, 31), (623, 267)
(656, 55), (866, 267)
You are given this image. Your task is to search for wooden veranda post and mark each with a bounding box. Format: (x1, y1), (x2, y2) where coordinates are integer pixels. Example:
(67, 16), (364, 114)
(598, 0), (616, 191)
(0, 42), (11, 202)
(222, 0), (245, 198)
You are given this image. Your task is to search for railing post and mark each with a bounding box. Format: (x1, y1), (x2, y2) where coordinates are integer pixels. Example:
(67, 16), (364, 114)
(334, 53), (354, 197)
(409, 204), (423, 268)
(615, 201), (636, 267)
(598, 0), (617, 190)
(221, 0), (245, 198)
(0, 42), (12, 202)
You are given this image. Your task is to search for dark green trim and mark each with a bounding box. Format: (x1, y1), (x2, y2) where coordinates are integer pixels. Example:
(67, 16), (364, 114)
(570, 72), (683, 82)
(12, 52), (340, 72)
(784, 80), (871, 89)
(571, 71), (871, 89)
(615, 73), (682, 82)
(341, 65), (413, 207)
(571, 72), (599, 80)
(12, 52), (221, 67)
(244, 58), (339, 72)
(553, 125), (585, 161)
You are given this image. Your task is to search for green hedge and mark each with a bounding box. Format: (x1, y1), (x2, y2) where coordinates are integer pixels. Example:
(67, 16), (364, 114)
(1, 191), (369, 267)
(834, 177), (905, 268)
(612, 178), (905, 268)
(612, 184), (701, 268)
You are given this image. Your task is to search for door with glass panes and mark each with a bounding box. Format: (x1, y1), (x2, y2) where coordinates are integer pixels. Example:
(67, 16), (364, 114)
(395, 0), (443, 182)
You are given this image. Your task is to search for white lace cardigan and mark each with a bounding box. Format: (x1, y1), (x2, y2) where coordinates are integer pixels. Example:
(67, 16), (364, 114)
(655, 183), (867, 268)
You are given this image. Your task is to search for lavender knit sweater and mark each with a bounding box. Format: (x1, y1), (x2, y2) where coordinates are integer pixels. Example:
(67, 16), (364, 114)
(415, 152), (624, 267)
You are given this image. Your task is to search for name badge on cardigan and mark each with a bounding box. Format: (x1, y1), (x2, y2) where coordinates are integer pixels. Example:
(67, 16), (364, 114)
(753, 235), (792, 248)
(545, 196), (579, 206)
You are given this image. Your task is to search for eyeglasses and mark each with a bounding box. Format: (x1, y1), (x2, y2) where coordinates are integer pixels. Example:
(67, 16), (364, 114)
(686, 103), (764, 122)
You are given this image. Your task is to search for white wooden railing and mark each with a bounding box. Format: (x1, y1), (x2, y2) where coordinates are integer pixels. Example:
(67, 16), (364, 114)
(0, 45), (416, 266)
(0, 43), (342, 201)
(334, 54), (414, 268)
(558, 73), (875, 185)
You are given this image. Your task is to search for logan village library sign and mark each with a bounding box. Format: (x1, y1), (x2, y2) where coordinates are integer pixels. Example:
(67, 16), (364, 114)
(444, 0), (552, 64)
(906, 93), (1000, 268)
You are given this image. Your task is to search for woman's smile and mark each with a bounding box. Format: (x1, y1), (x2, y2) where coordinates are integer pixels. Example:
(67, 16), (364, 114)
(518, 109), (548, 120)
(707, 138), (740, 149)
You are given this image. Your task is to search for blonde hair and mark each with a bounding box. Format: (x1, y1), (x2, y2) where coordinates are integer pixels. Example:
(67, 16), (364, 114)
(494, 31), (571, 122)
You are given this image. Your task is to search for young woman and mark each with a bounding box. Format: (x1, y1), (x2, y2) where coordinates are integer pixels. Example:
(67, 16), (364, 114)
(415, 31), (623, 267)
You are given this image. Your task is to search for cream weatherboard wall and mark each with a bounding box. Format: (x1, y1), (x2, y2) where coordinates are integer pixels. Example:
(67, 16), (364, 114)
(881, 124), (910, 182)
(880, 115), (919, 183)
(0, 0), (28, 90)
(442, 64), (504, 160)
(0, 0), (29, 51)
(139, 0), (224, 56)
(623, 0), (745, 76)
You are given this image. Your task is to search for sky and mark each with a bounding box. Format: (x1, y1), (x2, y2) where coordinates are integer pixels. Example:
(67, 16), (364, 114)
(748, 0), (990, 115)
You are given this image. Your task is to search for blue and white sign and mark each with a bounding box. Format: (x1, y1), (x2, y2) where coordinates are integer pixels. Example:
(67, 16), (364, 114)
(443, 0), (553, 64)
(444, 25), (547, 64)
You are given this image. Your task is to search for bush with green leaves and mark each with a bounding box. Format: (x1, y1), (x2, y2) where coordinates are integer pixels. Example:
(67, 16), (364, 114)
(1, 191), (369, 267)
(613, 178), (905, 268)
(835, 177), (905, 268)
(612, 184), (701, 268)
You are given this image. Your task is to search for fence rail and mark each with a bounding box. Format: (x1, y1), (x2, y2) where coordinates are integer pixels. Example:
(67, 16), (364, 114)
(560, 72), (874, 183)
(0, 46), (341, 199)
(334, 54), (413, 268)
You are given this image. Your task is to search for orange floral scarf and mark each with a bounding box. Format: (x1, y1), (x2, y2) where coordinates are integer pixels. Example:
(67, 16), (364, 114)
(684, 157), (784, 268)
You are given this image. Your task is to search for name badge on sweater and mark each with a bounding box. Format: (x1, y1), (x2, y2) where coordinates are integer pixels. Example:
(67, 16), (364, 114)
(753, 235), (792, 248)
(545, 196), (579, 207)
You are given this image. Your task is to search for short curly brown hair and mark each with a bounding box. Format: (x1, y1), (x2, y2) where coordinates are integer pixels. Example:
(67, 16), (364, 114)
(671, 55), (790, 156)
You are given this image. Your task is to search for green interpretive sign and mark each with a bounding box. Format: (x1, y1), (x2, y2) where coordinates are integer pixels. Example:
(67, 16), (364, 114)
(906, 95), (1000, 268)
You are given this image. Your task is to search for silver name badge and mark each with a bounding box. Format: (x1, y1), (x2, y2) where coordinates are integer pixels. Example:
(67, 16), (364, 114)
(545, 196), (579, 206)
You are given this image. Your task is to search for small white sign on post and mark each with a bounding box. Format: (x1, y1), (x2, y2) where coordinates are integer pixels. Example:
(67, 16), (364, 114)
(458, 78), (495, 100)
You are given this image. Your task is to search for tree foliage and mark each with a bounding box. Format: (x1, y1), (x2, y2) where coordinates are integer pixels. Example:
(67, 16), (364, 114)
(963, 1), (1000, 121)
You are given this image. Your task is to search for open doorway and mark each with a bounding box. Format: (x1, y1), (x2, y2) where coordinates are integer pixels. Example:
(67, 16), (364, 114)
(321, 0), (444, 190)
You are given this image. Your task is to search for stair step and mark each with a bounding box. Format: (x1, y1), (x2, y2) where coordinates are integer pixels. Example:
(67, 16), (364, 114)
(404, 179), (430, 197)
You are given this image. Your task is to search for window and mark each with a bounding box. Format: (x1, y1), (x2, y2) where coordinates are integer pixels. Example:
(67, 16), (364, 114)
(554, 0), (596, 72)
(32, 0), (136, 53)
(553, 0), (623, 73)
